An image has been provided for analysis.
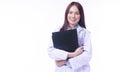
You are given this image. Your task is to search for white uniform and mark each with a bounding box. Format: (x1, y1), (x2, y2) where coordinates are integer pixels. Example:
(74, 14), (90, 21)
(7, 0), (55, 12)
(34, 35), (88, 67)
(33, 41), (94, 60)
(48, 25), (92, 72)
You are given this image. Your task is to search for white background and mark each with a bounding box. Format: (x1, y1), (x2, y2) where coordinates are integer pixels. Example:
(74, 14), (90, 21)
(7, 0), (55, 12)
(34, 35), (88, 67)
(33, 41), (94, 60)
(0, 0), (120, 72)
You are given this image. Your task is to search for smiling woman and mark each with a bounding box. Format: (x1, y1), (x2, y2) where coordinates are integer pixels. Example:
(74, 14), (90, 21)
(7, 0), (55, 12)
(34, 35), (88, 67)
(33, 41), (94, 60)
(48, 1), (92, 72)
(1, 0), (120, 72)
(67, 5), (80, 29)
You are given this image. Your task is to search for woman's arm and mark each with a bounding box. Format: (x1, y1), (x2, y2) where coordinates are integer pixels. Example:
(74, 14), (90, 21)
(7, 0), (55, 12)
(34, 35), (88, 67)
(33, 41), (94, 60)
(48, 36), (68, 61)
(55, 46), (84, 67)
(67, 46), (84, 58)
(68, 30), (92, 70)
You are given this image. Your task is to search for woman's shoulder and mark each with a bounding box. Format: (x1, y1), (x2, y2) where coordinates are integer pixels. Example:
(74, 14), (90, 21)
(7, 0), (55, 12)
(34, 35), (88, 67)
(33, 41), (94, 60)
(77, 26), (91, 34)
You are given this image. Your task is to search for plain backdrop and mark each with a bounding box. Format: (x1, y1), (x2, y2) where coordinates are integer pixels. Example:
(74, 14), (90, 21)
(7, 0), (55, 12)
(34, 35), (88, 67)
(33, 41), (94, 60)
(0, 0), (120, 72)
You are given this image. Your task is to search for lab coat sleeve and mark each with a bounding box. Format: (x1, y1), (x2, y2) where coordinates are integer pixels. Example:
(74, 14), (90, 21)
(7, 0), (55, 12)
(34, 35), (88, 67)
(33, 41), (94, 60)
(48, 35), (68, 61)
(69, 30), (92, 70)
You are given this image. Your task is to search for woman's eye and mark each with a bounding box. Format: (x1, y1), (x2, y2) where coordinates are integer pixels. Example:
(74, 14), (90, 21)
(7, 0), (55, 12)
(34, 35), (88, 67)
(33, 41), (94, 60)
(69, 11), (73, 14)
(69, 11), (80, 15)
(75, 12), (80, 15)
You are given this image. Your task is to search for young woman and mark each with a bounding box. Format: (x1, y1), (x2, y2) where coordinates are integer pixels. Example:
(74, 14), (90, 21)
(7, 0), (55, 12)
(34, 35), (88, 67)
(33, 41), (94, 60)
(48, 1), (92, 72)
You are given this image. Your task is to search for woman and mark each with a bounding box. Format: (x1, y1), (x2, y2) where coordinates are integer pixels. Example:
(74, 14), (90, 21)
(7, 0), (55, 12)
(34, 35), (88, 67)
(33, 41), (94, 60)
(48, 1), (92, 72)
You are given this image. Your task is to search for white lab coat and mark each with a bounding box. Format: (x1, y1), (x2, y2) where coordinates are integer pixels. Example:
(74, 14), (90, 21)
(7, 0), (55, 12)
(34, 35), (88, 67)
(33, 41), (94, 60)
(48, 25), (92, 72)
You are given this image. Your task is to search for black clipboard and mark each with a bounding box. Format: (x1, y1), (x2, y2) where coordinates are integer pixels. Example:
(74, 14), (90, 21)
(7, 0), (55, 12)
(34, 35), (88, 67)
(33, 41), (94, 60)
(52, 29), (78, 52)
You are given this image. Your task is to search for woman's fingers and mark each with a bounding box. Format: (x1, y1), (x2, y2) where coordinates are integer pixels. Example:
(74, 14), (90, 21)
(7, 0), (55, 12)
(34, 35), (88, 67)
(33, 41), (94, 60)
(55, 60), (66, 67)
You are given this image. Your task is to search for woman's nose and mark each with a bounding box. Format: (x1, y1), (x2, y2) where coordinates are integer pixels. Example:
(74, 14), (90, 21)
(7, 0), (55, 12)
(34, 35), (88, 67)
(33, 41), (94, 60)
(71, 13), (75, 17)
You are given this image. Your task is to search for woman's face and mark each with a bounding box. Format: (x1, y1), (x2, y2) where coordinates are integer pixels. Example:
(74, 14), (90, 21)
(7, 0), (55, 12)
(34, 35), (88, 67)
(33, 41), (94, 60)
(67, 5), (80, 28)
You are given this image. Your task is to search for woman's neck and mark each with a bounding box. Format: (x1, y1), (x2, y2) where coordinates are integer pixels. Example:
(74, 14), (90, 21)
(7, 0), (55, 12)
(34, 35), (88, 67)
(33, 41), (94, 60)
(69, 24), (75, 29)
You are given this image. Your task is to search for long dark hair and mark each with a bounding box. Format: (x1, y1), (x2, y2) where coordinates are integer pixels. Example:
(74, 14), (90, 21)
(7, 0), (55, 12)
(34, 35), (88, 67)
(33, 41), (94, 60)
(60, 1), (86, 31)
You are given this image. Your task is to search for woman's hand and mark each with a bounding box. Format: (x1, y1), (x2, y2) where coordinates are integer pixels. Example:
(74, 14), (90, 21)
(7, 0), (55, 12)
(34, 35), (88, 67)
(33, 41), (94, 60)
(55, 60), (67, 67)
(74, 46), (84, 56)
(68, 46), (84, 58)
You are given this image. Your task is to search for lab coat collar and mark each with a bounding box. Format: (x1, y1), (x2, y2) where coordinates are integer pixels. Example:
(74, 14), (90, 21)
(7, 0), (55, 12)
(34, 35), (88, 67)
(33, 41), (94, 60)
(67, 24), (83, 32)
(67, 24), (79, 30)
